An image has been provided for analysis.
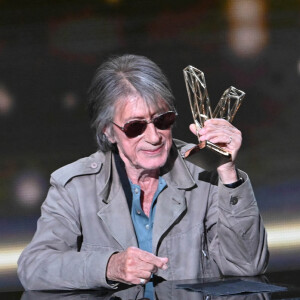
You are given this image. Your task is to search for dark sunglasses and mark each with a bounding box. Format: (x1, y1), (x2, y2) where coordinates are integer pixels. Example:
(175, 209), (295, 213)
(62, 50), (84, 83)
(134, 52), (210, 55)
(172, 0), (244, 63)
(112, 111), (177, 138)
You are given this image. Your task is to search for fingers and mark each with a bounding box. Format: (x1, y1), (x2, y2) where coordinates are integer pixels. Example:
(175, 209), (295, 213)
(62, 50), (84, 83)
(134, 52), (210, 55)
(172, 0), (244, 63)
(106, 247), (168, 286)
(136, 249), (168, 271)
(189, 119), (241, 149)
(200, 119), (238, 139)
(189, 123), (199, 137)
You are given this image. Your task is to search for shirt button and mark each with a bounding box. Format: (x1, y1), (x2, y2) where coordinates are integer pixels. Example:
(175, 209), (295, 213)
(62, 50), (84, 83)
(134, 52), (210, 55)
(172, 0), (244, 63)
(90, 162), (98, 169)
(230, 196), (238, 205)
(136, 210), (141, 215)
(145, 224), (150, 230)
(134, 188), (139, 194)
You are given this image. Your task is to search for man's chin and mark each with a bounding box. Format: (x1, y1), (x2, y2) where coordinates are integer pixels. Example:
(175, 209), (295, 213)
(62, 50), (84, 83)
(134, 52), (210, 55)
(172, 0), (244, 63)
(139, 158), (167, 171)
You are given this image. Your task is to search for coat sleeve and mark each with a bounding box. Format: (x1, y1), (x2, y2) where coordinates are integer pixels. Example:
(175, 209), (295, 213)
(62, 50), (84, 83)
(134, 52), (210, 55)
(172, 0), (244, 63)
(17, 177), (117, 290)
(205, 170), (269, 276)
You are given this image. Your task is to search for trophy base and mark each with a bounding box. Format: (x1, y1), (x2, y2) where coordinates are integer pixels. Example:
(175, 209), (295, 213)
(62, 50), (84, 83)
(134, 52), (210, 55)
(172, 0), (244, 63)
(183, 141), (232, 171)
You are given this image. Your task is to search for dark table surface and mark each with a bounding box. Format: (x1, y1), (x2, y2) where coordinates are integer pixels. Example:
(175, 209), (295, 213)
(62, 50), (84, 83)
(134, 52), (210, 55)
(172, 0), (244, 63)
(1, 269), (300, 300)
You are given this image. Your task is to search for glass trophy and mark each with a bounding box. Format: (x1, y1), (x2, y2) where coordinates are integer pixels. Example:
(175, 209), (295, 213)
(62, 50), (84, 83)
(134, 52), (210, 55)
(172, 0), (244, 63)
(183, 65), (245, 171)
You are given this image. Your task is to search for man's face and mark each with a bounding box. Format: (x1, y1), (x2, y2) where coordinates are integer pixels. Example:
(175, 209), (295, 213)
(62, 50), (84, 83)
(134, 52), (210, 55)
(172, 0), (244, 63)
(107, 95), (173, 173)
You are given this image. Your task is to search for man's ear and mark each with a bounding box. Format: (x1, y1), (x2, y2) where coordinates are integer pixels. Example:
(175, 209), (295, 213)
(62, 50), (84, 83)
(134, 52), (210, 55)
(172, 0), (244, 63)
(103, 126), (116, 143)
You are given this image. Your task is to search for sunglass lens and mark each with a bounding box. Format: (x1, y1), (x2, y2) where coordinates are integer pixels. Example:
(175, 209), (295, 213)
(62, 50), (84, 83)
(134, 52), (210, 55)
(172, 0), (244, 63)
(122, 112), (176, 138)
(124, 120), (147, 138)
(154, 112), (176, 130)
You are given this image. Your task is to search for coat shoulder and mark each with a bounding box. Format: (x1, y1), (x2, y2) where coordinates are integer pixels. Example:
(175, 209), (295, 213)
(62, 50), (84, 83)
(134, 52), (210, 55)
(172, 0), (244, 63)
(173, 138), (198, 153)
(51, 151), (106, 186)
(173, 138), (191, 149)
(172, 138), (218, 185)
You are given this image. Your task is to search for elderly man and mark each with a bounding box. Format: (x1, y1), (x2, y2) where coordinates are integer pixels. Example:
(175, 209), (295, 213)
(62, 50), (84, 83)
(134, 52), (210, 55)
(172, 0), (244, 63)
(18, 54), (268, 290)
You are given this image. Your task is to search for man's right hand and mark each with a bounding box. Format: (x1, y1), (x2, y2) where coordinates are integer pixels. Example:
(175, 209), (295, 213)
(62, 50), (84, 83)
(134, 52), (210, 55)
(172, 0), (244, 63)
(106, 246), (168, 285)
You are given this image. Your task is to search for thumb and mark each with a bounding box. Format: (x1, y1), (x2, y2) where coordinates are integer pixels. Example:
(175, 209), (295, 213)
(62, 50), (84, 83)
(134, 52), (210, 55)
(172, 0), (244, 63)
(159, 257), (168, 270)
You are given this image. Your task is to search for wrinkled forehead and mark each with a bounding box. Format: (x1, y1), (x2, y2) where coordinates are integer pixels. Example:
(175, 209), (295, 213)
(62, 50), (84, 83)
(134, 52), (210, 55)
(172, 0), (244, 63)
(113, 93), (170, 119)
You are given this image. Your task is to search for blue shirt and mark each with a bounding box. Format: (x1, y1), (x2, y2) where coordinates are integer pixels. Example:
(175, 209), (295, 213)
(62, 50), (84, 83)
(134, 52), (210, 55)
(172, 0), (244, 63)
(129, 176), (166, 253)
(129, 177), (166, 300)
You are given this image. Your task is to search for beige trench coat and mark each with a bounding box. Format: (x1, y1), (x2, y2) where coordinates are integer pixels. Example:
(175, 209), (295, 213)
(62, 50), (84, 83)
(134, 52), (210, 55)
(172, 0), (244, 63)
(18, 140), (269, 290)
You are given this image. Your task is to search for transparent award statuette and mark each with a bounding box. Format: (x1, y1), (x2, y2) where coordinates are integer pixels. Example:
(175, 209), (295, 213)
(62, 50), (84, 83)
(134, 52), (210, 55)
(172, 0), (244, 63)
(183, 66), (245, 171)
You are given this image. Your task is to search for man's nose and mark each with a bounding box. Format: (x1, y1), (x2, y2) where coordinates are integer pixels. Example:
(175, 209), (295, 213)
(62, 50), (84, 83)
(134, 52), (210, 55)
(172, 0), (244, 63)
(144, 123), (161, 144)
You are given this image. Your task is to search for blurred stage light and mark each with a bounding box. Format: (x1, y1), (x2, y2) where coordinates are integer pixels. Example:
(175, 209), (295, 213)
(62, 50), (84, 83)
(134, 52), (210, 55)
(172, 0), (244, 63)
(226, 0), (268, 58)
(228, 26), (268, 57)
(61, 92), (79, 110)
(227, 0), (265, 23)
(13, 170), (47, 208)
(0, 244), (25, 273)
(104, 0), (121, 4)
(0, 221), (300, 274)
(0, 85), (14, 116)
(267, 221), (300, 251)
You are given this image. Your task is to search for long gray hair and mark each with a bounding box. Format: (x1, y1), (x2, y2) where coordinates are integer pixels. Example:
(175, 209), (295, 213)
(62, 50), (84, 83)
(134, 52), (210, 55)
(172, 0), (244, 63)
(87, 54), (176, 152)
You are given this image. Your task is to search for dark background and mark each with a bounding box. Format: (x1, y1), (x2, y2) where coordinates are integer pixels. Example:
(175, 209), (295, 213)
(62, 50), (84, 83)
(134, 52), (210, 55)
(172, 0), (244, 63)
(0, 0), (299, 291)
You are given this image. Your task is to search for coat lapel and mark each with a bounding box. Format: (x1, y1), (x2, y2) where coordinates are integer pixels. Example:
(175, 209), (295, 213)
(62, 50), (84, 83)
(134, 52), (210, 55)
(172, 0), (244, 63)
(152, 143), (197, 254)
(97, 152), (138, 250)
(152, 186), (187, 254)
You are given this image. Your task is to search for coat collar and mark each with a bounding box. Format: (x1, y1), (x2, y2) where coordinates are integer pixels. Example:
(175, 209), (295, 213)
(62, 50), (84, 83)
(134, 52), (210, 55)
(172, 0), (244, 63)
(97, 140), (197, 200)
(160, 140), (197, 190)
(97, 151), (138, 249)
(96, 141), (197, 251)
